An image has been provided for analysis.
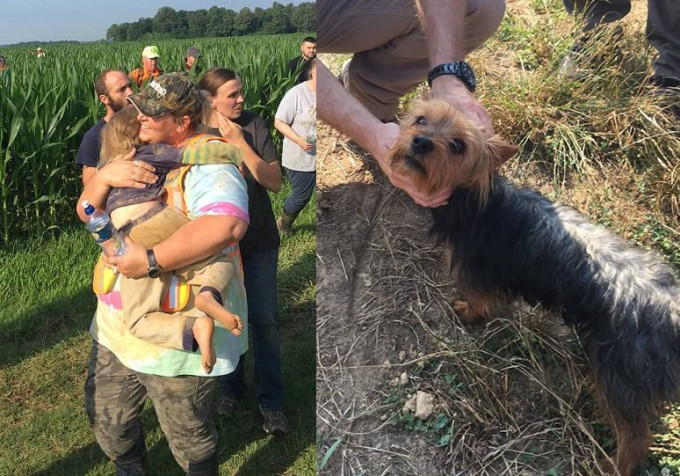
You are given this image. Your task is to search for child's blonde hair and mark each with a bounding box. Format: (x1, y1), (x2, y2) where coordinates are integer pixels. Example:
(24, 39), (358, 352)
(99, 104), (142, 166)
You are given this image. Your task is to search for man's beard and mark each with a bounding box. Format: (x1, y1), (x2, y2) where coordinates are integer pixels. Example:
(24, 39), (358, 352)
(110, 98), (128, 112)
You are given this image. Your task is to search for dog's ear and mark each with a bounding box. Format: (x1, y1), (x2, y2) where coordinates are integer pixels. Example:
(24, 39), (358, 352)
(486, 135), (519, 169)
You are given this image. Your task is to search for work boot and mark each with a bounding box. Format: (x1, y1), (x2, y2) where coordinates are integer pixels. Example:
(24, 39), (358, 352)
(214, 395), (239, 416)
(115, 461), (146, 476)
(187, 452), (219, 476)
(115, 439), (147, 476)
(261, 408), (290, 435)
(276, 210), (297, 235)
(649, 75), (680, 120)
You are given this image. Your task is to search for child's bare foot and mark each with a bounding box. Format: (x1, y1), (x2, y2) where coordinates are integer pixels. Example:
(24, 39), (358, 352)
(192, 316), (216, 373)
(195, 290), (244, 336)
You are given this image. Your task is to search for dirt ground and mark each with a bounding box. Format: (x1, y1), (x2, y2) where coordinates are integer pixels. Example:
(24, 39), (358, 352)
(316, 120), (456, 474)
(315, 2), (679, 475)
(315, 123), (657, 475)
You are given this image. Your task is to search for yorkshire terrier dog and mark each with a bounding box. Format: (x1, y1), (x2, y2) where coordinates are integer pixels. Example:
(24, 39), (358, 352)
(389, 99), (680, 476)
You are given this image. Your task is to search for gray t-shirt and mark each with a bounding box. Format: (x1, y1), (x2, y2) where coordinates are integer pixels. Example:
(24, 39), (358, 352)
(275, 82), (316, 172)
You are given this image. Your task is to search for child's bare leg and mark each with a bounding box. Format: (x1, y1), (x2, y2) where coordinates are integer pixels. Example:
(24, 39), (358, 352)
(192, 316), (216, 374)
(195, 288), (244, 336)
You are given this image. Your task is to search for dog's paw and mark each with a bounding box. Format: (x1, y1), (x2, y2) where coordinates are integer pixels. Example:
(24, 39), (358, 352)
(453, 300), (485, 325)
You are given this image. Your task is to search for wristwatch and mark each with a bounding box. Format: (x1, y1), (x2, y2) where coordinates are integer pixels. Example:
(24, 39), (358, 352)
(146, 248), (161, 278)
(427, 62), (476, 92)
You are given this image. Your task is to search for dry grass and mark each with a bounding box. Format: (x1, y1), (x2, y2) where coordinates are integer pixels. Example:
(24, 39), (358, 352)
(317, 0), (680, 474)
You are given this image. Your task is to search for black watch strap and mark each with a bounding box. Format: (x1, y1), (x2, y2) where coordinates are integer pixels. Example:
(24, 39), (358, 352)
(146, 248), (161, 278)
(427, 61), (476, 92)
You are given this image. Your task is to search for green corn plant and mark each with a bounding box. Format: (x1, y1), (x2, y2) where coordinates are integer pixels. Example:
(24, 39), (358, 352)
(0, 33), (303, 246)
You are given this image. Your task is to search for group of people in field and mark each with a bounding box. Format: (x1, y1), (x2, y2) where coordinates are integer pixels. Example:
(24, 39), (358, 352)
(0, 47), (45, 70)
(75, 37), (315, 474)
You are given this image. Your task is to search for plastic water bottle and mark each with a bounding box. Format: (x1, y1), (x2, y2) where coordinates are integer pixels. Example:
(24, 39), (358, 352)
(81, 200), (127, 256)
(306, 130), (316, 146)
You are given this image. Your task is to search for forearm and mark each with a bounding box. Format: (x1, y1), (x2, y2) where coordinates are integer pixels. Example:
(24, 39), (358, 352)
(416, 0), (468, 65)
(154, 215), (248, 271)
(317, 61), (391, 170)
(416, 0), (494, 135)
(81, 166), (96, 187)
(76, 152), (157, 222)
(76, 172), (112, 222)
(274, 119), (304, 145)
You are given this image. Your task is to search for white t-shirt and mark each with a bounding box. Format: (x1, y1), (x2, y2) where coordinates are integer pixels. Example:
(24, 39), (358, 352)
(275, 82), (316, 172)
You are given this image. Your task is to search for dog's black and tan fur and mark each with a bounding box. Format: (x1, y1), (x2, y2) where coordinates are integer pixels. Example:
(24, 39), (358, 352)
(389, 99), (680, 475)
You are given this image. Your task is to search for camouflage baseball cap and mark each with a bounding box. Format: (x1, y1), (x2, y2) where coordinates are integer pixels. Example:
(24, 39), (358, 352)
(128, 73), (199, 117)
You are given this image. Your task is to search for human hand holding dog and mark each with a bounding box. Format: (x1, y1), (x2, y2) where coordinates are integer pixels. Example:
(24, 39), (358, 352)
(390, 171), (454, 208)
(369, 122), (453, 208)
(430, 75), (494, 137)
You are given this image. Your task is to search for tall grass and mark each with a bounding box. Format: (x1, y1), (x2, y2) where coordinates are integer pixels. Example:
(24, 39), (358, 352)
(0, 180), (316, 475)
(0, 34), (303, 245)
(476, 4), (680, 213)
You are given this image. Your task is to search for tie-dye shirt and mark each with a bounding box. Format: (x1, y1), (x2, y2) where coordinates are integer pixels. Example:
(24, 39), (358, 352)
(89, 155), (249, 377)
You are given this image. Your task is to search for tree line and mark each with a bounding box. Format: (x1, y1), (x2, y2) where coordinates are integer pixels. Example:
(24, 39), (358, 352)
(106, 2), (315, 42)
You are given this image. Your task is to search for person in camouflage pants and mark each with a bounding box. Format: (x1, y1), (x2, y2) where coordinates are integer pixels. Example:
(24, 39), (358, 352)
(85, 341), (219, 474)
(79, 73), (250, 475)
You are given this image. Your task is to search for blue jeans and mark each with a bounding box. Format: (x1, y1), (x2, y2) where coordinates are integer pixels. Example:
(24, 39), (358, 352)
(283, 168), (316, 216)
(218, 247), (283, 411)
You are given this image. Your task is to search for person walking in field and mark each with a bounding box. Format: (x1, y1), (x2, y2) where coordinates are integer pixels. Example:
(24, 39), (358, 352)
(130, 45), (163, 88)
(275, 59), (317, 234)
(75, 69), (133, 185)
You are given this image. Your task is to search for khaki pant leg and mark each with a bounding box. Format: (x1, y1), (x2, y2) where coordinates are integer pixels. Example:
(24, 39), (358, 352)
(318, 0), (506, 121)
(121, 206), (196, 351)
(648, 0), (680, 80)
(126, 206), (190, 248)
(177, 257), (237, 299)
(119, 273), (197, 351)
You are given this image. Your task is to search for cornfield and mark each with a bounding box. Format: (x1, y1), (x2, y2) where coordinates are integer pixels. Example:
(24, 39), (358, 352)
(0, 34), (302, 245)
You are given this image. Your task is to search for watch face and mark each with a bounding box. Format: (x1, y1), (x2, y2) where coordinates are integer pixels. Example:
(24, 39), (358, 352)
(456, 63), (475, 88)
(146, 249), (161, 278)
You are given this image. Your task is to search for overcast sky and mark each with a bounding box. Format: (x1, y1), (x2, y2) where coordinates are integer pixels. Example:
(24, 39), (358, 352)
(0, 0), (306, 45)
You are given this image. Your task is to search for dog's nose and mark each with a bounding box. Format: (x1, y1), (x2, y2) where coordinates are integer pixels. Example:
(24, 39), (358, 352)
(411, 135), (434, 154)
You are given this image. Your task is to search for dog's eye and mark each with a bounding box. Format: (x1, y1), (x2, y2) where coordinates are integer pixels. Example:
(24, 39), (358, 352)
(416, 116), (427, 126)
(449, 139), (465, 154)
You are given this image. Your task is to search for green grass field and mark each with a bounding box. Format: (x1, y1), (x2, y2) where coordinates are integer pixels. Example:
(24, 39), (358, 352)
(0, 179), (316, 475)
